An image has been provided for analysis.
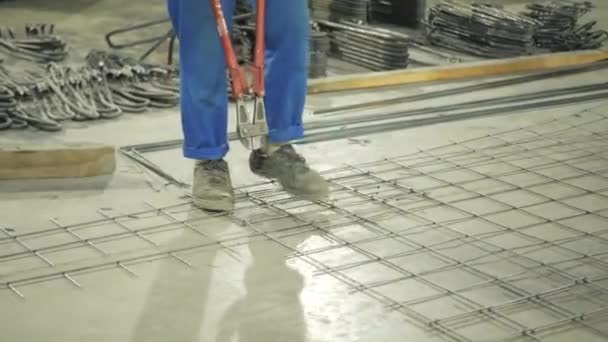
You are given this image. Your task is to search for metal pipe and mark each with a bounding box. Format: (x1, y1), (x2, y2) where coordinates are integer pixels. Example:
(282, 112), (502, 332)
(120, 76), (608, 154)
(306, 81), (608, 131)
(314, 60), (608, 115)
(299, 91), (608, 143)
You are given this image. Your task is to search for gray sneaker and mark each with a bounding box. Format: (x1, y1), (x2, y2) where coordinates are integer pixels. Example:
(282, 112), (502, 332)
(249, 145), (329, 201)
(192, 159), (234, 212)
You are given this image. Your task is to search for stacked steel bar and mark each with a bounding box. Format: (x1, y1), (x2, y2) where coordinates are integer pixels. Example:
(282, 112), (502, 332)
(318, 20), (409, 71)
(523, 1), (608, 51)
(370, 0), (426, 28)
(310, 0), (370, 23)
(309, 27), (331, 78)
(426, 1), (541, 58)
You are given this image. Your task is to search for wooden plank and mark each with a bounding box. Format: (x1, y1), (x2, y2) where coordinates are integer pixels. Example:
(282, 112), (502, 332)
(0, 143), (116, 180)
(308, 49), (608, 94)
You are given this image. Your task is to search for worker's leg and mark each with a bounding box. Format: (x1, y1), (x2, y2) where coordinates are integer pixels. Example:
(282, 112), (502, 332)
(263, 0), (309, 143)
(168, 0), (233, 160)
(168, 0), (236, 211)
(249, 0), (328, 200)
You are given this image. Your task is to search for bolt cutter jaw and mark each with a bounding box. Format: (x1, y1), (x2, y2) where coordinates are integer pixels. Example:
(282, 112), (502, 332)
(235, 97), (268, 150)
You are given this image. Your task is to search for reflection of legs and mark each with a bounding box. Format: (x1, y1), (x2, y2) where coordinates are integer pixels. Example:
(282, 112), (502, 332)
(168, 0), (233, 160)
(131, 210), (227, 342)
(169, 0), (235, 212)
(216, 241), (307, 342)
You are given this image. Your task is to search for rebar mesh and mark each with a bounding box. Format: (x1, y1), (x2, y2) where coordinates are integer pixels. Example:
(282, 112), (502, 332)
(3, 107), (608, 341)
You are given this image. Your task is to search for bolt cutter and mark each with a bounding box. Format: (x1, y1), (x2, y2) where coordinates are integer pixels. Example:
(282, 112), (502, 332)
(210, 0), (268, 150)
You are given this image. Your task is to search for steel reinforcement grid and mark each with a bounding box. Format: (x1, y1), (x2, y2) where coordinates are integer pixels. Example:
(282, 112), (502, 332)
(3, 107), (608, 341)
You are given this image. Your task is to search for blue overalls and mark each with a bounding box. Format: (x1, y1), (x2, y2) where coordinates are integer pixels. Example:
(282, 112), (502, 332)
(167, 0), (309, 160)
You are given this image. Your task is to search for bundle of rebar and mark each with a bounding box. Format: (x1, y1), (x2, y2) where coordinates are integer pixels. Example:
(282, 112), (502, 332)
(426, 1), (541, 58)
(310, 0), (370, 23)
(0, 51), (178, 132)
(309, 25), (331, 78)
(0, 24), (67, 63)
(370, 0), (426, 28)
(318, 20), (409, 71)
(523, 1), (608, 51)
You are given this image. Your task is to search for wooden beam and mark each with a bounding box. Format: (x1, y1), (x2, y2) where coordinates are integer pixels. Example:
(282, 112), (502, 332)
(308, 49), (608, 94)
(0, 143), (116, 180)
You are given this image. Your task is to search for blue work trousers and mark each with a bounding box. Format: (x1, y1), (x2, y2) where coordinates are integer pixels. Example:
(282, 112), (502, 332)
(168, 0), (309, 160)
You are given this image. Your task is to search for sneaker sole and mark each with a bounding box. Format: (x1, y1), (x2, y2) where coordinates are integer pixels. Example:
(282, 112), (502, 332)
(193, 197), (234, 212)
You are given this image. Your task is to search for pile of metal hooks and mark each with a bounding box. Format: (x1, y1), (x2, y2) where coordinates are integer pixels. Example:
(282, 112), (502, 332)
(0, 24), (67, 63)
(524, 1), (608, 51)
(0, 50), (178, 132)
(86, 50), (179, 111)
(426, 1), (541, 58)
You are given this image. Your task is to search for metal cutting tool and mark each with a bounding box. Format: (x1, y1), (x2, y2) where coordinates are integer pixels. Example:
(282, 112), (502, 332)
(210, 0), (268, 150)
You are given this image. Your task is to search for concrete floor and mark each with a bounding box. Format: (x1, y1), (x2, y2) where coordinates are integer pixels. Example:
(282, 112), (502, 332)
(2, 1), (608, 341)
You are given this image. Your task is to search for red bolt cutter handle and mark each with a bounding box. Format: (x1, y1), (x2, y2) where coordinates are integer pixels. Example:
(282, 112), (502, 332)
(209, 0), (248, 99)
(210, 0), (268, 150)
(251, 0), (266, 97)
(209, 0), (266, 99)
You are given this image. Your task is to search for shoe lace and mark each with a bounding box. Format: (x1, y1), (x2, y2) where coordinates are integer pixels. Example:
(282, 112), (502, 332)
(201, 159), (228, 172)
(276, 145), (309, 172)
(199, 160), (228, 185)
